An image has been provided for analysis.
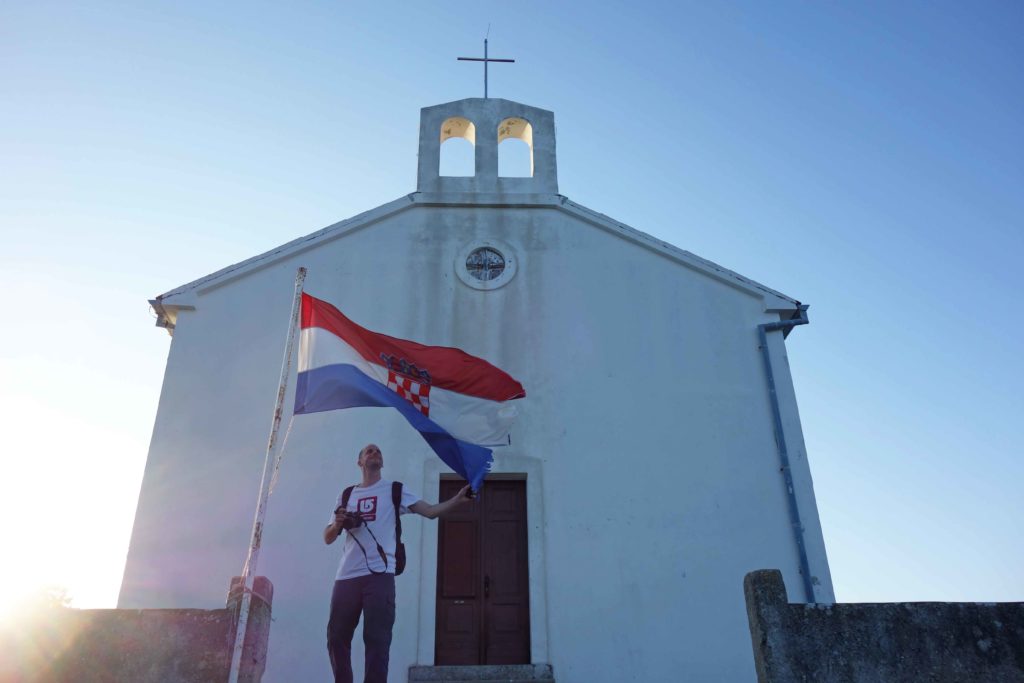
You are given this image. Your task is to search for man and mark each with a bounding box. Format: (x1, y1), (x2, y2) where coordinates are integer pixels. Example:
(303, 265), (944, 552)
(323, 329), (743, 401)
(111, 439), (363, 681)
(324, 443), (471, 683)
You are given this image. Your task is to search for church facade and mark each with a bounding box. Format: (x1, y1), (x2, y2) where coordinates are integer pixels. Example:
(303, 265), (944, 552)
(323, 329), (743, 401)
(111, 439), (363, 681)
(120, 98), (834, 682)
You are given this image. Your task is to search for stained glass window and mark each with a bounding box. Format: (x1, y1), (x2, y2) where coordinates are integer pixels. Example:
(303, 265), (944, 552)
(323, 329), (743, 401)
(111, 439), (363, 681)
(466, 247), (505, 281)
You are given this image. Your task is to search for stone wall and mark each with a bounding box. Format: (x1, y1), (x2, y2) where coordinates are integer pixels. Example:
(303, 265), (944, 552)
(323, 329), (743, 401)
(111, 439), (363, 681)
(744, 569), (1024, 683)
(1, 576), (272, 683)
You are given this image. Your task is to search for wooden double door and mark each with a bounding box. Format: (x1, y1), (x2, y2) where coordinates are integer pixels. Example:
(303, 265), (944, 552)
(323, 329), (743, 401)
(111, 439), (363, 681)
(435, 479), (530, 665)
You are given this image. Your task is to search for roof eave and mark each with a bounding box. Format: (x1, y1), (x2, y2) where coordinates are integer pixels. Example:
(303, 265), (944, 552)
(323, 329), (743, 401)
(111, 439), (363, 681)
(153, 191), (805, 319)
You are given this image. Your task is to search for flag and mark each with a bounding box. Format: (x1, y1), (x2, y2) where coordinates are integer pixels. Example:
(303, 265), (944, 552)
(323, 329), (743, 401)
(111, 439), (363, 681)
(293, 293), (526, 489)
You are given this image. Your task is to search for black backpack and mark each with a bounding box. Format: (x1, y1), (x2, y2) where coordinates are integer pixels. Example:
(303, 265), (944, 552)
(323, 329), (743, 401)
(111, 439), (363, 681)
(340, 481), (406, 575)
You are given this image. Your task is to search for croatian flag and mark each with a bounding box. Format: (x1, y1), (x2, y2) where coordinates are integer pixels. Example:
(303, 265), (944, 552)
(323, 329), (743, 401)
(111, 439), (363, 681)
(293, 293), (526, 489)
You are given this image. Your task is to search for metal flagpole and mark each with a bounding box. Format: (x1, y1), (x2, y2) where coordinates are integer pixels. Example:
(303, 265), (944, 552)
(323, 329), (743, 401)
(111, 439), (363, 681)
(227, 266), (307, 683)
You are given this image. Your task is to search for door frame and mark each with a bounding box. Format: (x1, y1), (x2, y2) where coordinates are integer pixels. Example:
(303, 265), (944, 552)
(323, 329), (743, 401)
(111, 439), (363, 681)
(415, 454), (549, 665)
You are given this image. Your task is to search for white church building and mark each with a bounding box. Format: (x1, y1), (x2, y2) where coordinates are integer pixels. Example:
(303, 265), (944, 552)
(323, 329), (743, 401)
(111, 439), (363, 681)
(120, 97), (834, 682)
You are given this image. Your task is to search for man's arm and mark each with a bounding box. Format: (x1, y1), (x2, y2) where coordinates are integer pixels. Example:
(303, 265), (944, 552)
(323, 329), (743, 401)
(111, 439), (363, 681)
(323, 509), (348, 545)
(408, 485), (472, 520)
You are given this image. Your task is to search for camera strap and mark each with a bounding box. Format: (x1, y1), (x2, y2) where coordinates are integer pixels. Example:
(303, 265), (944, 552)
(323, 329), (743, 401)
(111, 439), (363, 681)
(350, 526), (388, 575)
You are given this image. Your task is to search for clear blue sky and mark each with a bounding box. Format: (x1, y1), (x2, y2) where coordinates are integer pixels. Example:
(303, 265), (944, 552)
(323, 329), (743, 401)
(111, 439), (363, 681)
(1, 1), (1021, 611)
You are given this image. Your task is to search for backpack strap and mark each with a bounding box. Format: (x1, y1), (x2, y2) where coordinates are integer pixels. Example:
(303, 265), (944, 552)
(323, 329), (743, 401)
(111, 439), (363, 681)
(392, 481), (403, 544)
(340, 485), (356, 511)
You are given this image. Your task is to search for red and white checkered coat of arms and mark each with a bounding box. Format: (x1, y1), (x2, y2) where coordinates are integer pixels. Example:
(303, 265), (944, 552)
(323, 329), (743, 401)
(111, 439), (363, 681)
(381, 354), (431, 417)
(387, 371), (430, 416)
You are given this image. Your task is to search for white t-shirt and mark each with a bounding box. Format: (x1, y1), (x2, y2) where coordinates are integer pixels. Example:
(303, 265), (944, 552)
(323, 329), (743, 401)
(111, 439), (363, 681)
(329, 479), (421, 580)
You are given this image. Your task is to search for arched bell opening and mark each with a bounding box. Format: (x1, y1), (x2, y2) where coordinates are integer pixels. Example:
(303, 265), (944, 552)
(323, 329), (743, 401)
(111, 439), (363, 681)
(439, 117), (476, 177)
(498, 117), (533, 178)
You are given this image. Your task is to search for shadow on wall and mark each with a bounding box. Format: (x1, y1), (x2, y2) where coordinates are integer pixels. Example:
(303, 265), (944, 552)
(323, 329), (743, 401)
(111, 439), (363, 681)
(744, 569), (1024, 683)
(0, 577), (273, 683)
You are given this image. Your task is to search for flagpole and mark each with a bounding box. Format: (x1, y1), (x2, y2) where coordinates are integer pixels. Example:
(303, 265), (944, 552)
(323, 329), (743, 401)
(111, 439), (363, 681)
(227, 266), (307, 683)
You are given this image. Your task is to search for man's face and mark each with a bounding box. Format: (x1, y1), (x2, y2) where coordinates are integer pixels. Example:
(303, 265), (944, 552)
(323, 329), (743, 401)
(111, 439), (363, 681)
(358, 443), (383, 471)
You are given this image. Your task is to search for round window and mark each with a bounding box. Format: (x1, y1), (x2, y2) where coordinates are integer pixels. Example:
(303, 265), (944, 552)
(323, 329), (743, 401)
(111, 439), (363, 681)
(466, 247), (506, 281)
(455, 240), (517, 291)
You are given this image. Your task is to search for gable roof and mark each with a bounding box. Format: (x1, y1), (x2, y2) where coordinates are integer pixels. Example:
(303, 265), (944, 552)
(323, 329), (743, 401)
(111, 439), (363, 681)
(150, 192), (804, 332)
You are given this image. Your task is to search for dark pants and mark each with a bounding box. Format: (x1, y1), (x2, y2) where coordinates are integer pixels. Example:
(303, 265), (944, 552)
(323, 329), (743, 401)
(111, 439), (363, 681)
(327, 574), (396, 683)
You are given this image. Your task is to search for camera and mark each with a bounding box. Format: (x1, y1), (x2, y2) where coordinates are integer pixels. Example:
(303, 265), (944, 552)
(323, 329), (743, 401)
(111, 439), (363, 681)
(335, 506), (364, 530)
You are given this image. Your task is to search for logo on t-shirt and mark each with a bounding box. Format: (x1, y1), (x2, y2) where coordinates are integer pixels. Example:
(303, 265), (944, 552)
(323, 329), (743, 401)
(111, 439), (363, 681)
(357, 496), (378, 521)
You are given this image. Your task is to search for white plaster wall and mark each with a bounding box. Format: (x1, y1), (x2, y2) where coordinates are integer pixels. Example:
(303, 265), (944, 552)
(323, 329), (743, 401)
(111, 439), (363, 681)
(121, 202), (832, 682)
